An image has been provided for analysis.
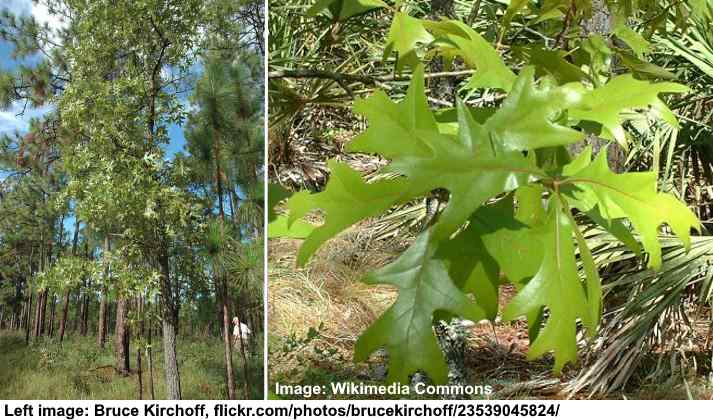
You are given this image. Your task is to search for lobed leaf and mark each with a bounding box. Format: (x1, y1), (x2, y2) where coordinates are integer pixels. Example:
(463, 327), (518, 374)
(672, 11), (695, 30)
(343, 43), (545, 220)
(351, 67), (547, 241)
(354, 229), (486, 384)
(268, 183), (292, 223)
(503, 195), (598, 373)
(484, 67), (585, 151)
(426, 20), (516, 91)
(349, 65), (437, 158)
(562, 147), (700, 268)
(437, 197), (544, 319)
(267, 216), (315, 239)
(287, 160), (407, 266)
(385, 12), (434, 72)
(306, 0), (387, 20)
(566, 75), (688, 148)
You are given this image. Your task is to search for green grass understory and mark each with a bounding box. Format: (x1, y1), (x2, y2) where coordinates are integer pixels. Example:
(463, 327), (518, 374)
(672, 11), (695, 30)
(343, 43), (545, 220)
(0, 330), (263, 399)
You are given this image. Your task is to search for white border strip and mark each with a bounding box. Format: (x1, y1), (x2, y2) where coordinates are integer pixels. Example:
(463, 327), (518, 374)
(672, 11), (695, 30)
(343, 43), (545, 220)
(262, 0), (270, 402)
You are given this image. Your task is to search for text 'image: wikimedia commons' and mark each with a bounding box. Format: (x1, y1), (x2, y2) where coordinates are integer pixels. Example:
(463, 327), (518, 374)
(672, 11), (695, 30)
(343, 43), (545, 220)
(0, 0), (266, 400)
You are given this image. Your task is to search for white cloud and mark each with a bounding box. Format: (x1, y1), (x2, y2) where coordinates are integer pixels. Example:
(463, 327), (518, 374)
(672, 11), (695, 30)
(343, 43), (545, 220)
(0, 102), (54, 134)
(31, 0), (67, 42)
(0, 1), (65, 41)
(0, 111), (28, 134)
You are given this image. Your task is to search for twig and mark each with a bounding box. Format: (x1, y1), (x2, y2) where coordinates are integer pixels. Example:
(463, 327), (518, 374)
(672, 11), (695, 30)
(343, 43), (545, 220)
(467, 0), (482, 26)
(268, 69), (475, 85)
(427, 96), (453, 107)
(554, 1), (576, 49)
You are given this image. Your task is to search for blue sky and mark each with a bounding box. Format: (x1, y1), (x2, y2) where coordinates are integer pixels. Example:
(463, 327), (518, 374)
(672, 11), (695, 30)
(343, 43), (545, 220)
(0, 37), (49, 135)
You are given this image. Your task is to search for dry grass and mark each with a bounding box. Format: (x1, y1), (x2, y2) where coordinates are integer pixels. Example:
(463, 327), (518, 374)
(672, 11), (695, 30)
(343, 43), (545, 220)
(269, 223), (406, 349)
(268, 219), (410, 388)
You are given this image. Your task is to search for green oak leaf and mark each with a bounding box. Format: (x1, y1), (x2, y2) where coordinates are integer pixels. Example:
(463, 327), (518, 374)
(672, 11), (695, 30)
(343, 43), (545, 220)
(581, 35), (613, 79)
(484, 66), (585, 151)
(433, 106), (496, 135)
(437, 228), (500, 320)
(268, 183), (292, 223)
(351, 67), (544, 241)
(437, 196), (544, 319)
(616, 50), (676, 80)
(426, 20), (516, 91)
(306, 0), (387, 20)
(566, 74), (688, 147)
(385, 12), (434, 72)
(613, 23), (651, 58)
(287, 160), (407, 266)
(526, 46), (589, 84)
(503, 195), (597, 373)
(515, 184), (546, 226)
(354, 229), (486, 384)
(502, 0), (530, 31)
(472, 195), (544, 286)
(268, 216), (315, 239)
(533, 2), (566, 24)
(386, 98), (542, 242)
(349, 66), (437, 158)
(571, 211), (602, 327)
(584, 206), (642, 257)
(562, 147), (700, 268)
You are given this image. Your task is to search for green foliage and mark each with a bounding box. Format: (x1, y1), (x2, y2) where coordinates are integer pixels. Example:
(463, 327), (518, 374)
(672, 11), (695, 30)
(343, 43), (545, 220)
(268, 216), (315, 239)
(426, 20), (516, 91)
(562, 146), (699, 268)
(34, 256), (93, 291)
(354, 229), (485, 384)
(288, 160), (406, 265)
(307, 0), (387, 20)
(565, 75), (687, 147)
(276, 1), (702, 384)
(502, 197), (599, 374)
(1, 0), (264, 399)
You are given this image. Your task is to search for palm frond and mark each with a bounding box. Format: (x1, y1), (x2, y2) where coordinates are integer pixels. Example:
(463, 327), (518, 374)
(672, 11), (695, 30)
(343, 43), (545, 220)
(571, 231), (713, 396)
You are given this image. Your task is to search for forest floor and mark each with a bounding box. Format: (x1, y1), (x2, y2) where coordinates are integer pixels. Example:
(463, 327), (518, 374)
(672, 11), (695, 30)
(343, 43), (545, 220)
(268, 224), (713, 400)
(0, 330), (264, 399)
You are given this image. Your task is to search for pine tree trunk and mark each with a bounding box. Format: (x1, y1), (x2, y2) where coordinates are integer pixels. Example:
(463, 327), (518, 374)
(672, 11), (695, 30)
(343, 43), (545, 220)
(221, 286), (237, 400)
(40, 290), (48, 336)
(60, 218), (81, 342)
(74, 292), (82, 333)
(139, 295), (145, 338)
(115, 298), (131, 375)
(25, 292), (32, 345)
(137, 350), (143, 399)
(147, 323), (156, 400)
(211, 122), (240, 400)
(58, 289), (71, 343)
(98, 236), (110, 348)
(80, 294), (89, 336)
(34, 290), (44, 338)
(33, 292), (40, 338)
(234, 312), (252, 399)
(98, 292), (108, 347)
(159, 250), (182, 400)
(48, 295), (57, 337)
